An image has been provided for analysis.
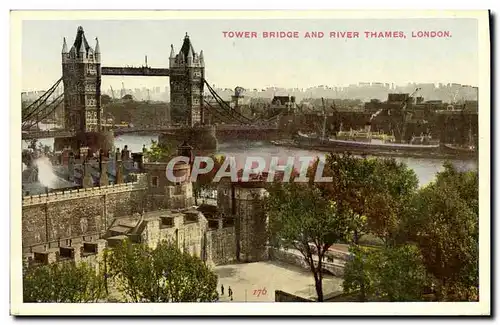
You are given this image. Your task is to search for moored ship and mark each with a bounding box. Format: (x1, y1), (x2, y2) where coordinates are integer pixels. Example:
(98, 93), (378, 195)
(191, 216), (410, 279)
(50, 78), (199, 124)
(295, 130), (441, 153)
(283, 130), (477, 159)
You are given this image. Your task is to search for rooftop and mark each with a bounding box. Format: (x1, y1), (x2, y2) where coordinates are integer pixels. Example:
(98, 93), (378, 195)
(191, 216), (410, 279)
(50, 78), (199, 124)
(22, 156), (142, 196)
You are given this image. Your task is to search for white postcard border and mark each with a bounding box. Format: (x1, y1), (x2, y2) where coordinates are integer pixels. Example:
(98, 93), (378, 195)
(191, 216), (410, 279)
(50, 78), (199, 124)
(10, 9), (491, 316)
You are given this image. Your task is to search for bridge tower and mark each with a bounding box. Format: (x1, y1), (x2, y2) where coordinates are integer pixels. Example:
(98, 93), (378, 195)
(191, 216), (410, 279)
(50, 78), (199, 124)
(169, 33), (205, 127)
(61, 26), (102, 133)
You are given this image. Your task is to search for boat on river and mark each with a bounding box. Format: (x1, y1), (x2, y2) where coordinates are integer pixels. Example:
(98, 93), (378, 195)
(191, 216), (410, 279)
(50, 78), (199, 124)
(287, 130), (477, 159)
(296, 131), (440, 153)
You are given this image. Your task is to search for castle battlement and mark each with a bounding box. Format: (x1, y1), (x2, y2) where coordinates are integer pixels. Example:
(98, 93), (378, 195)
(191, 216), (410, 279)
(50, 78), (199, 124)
(22, 177), (148, 206)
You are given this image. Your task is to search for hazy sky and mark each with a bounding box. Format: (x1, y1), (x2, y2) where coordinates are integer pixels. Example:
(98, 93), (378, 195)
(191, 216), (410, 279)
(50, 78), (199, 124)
(21, 19), (478, 91)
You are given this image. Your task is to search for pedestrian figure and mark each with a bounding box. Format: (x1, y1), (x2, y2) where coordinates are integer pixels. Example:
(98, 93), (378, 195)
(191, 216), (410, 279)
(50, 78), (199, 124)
(228, 286), (233, 301)
(221, 284), (224, 295)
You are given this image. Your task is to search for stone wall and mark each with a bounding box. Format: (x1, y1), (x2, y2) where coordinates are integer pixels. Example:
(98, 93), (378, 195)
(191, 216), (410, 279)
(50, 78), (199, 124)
(22, 181), (148, 252)
(24, 239), (107, 271)
(274, 290), (313, 302)
(22, 181), (146, 207)
(206, 226), (236, 265)
(268, 247), (346, 277)
(157, 214), (208, 258)
(274, 289), (350, 302)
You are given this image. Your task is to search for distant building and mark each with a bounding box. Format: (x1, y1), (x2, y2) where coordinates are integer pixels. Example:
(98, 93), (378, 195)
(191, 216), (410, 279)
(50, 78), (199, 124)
(271, 95), (296, 112)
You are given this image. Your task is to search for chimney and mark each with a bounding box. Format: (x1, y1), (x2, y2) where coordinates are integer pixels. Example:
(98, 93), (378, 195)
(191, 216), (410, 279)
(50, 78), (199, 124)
(100, 160), (109, 186)
(82, 161), (94, 188)
(99, 149), (103, 174)
(80, 147), (89, 162)
(132, 153), (144, 172)
(177, 141), (193, 165)
(68, 152), (75, 182)
(122, 145), (130, 161)
(116, 160), (124, 184)
(99, 149), (109, 186)
(115, 148), (124, 184)
(115, 148), (121, 162)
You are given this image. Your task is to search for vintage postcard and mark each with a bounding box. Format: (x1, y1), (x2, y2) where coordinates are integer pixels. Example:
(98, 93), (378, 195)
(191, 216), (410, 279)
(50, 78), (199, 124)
(11, 10), (490, 316)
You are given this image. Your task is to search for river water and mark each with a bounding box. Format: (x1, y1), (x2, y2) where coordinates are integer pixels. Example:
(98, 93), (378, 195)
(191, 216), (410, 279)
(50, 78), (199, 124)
(24, 134), (477, 187)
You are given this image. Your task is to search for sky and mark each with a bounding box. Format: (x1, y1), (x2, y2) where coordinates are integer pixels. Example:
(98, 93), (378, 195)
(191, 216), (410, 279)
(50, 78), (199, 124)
(21, 19), (478, 91)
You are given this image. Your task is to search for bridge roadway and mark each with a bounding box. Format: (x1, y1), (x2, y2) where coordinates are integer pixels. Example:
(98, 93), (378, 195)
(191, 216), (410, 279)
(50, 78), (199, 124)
(101, 66), (170, 77)
(22, 124), (279, 140)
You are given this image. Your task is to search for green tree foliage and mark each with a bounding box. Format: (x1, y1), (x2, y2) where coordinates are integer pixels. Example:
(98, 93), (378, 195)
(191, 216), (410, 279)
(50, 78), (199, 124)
(309, 153), (418, 245)
(343, 244), (428, 302)
(101, 94), (112, 106)
(143, 140), (174, 163)
(107, 239), (219, 302)
(404, 163), (479, 301)
(23, 261), (106, 303)
(343, 162), (479, 302)
(266, 182), (351, 301)
(434, 162), (479, 214)
(104, 99), (168, 126)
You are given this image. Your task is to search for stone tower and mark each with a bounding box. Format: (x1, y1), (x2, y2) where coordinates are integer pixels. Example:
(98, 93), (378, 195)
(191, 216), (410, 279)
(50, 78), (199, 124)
(61, 26), (102, 133)
(169, 33), (205, 127)
(217, 177), (269, 263)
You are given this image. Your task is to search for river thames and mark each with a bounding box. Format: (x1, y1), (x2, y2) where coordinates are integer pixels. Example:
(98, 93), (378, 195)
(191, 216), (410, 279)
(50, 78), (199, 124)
(25, 134), (478, 187)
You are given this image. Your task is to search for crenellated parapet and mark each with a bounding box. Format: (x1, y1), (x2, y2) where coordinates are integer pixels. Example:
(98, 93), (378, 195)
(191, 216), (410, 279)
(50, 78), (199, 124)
(24, 239), (107, 269)
(22, 175), (148, 207)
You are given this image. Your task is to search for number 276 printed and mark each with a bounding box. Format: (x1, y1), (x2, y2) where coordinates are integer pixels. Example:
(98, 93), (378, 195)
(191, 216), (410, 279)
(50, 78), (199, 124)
(253, 288), (267, 297)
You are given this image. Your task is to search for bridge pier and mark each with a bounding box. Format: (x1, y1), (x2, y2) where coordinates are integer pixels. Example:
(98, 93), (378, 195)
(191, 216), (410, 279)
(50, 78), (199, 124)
(158, 125), (218, 152)
(54, 131), (114, 154)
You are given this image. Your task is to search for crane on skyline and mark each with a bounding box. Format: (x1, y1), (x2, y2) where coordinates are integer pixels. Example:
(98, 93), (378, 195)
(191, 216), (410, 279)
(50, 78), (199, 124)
(120, 82), (126, 99)
(109, 85), (115, 99)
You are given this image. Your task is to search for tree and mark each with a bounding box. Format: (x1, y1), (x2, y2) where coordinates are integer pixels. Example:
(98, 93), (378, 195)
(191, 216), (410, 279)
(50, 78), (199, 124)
(101, 94), (112, 106)
(107, 239), (219, 302)
(343, 244), (428, 302)
(342, 163), (478, 302)
(143, 140), (174, 163)
(266, 182), (351, 301)
(23, 261), (106, 303)
(403, 163), (479, 301)
(309, 153), (418, 246)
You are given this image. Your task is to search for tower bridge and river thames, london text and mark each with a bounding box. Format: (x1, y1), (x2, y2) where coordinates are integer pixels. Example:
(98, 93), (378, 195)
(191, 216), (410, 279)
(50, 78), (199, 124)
(222, 30), (452, 39)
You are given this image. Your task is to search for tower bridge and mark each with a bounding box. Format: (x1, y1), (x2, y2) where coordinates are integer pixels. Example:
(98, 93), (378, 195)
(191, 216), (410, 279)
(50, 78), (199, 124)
(22, 26), (283, 153)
